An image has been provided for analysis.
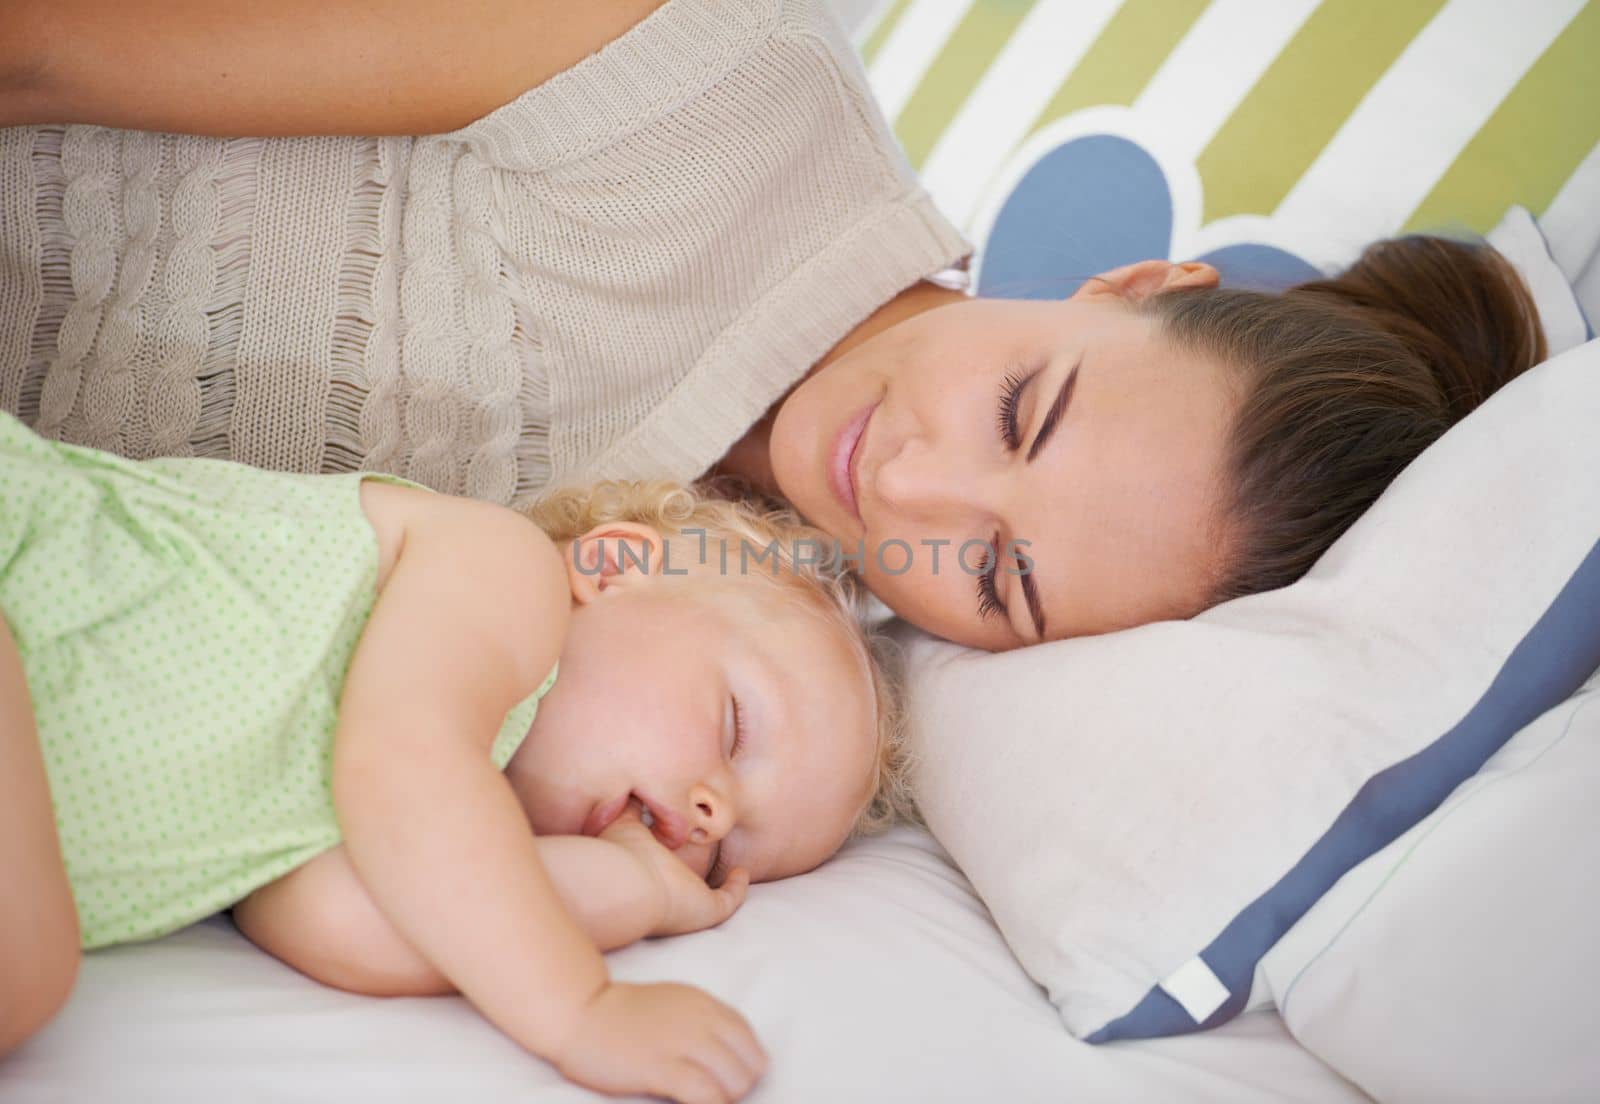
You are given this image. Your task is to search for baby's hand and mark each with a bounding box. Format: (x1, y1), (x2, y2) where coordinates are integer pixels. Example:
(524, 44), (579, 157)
(601, 806), (750, 937)
(554, 980), (767, 1103)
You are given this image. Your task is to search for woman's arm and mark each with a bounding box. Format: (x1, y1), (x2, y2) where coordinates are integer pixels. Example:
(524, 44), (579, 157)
(0, 3), (49, 128)
(4, 0), (665, 136)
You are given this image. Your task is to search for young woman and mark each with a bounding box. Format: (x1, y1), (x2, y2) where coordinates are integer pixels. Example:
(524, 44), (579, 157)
(0, 1), (1546, 653)
(728, 238), (1546, 649)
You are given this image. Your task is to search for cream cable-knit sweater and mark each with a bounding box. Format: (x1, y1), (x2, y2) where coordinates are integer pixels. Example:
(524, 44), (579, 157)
(0, 0), (967, 504)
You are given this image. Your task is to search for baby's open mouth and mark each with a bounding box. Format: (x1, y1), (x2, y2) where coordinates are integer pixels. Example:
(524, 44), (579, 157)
(632, 792), (689, 850)
(586, 790), (689, 849)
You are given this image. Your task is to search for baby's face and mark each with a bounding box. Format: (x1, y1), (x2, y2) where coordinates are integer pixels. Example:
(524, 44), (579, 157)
(508, 545), (878, 885)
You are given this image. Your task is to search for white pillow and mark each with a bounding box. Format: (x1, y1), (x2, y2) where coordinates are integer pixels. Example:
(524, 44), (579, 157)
(1260, 668), (1600, 1103)
(896, 335), (1600, 1041)
(1486, 205), (1592, 357)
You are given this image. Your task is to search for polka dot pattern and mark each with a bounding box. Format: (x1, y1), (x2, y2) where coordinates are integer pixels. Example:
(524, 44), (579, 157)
(0, 413), (554, 949)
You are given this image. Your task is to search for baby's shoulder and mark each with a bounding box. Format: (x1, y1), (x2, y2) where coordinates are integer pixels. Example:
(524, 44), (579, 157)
(355, 478), (421, 590)
(361, 481), (568, 680)
(360, 477), (554, 572)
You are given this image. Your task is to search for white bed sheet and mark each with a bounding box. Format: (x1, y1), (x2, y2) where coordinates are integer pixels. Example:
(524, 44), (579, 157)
(2, 829), (1368, 1103)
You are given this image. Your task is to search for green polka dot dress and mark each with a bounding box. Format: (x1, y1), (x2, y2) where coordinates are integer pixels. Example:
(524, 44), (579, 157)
(0, 412), (557, 949)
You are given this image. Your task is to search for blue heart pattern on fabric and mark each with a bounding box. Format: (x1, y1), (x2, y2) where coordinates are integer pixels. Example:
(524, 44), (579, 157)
(976, 135), (1322, 300)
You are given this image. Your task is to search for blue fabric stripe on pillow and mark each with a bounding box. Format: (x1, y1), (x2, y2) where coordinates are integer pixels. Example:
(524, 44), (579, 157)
(1088, 534), (1600, 1044)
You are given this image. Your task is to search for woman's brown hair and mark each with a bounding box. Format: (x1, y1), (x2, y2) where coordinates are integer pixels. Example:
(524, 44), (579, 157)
(1144, 235), (1547, 607)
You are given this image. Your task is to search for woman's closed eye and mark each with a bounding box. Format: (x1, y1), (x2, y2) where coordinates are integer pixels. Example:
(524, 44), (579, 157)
(995, 366), (1040, 449)
(975, 532), (1006, 622)
(983, 366), (1040, 626)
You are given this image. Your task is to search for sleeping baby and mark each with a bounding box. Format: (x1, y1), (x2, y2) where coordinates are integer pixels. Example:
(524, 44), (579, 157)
(0, 410), (908, 1104)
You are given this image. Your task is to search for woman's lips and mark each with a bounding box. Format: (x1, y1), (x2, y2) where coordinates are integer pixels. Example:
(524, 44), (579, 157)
(829, 400), (877, 524)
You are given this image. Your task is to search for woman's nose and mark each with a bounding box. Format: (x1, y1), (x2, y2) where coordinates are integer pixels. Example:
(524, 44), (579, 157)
(686, 782), (736, 846)
(874, 436), (987, 517)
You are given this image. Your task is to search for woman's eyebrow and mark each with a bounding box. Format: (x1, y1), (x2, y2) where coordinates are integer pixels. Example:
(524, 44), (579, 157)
(1012, 354), (1080, 639)
(1025, 355), (1080, 463)
(1019, 567), (1046, 640)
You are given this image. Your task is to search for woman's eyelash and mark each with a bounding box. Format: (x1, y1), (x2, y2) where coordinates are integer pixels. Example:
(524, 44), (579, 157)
(996, 369), (1028, 449)
(975, 537), (1004, 621)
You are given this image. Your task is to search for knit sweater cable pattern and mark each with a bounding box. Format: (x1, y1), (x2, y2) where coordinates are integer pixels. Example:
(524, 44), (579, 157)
(0, 0), (969, 504)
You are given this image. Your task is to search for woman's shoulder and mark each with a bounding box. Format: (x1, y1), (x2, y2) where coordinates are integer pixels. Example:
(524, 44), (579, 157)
(444, 0), (971, 492)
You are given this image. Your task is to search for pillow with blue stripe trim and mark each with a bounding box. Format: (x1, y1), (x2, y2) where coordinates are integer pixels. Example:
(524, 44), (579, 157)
(895, 334), (1600, 1041)
(1260, 667), (1600, 1099)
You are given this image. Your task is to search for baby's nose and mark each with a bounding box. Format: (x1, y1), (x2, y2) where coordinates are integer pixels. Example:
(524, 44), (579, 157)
(686, 782), (736, 846)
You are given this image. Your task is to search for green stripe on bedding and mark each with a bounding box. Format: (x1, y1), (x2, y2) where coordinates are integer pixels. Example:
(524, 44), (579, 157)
(896, 0), (1038, 169)
(858, 0), (917, 65)
(1198, 0), (1446, 224)
(1404, 1), (1600, 233)
(1025, 0), (1209, 137)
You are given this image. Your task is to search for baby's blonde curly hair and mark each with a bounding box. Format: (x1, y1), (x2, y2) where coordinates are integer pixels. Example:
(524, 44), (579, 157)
(520, 480), (916, 837)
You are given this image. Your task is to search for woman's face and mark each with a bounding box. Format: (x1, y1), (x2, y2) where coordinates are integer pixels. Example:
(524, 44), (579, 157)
(769, 262), (1240, 650)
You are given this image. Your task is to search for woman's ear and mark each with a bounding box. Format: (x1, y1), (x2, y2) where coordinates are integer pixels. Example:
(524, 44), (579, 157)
(1070, 260), (1219, 303)
(564, 522), (667, 605)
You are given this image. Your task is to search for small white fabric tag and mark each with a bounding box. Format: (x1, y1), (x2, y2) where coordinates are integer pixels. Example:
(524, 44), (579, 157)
(1160, 957), (1231, 1024)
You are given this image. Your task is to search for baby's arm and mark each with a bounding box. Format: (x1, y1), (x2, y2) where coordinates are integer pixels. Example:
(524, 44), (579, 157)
(330, 493), (763, 1100)
(3, 0), (664, 135)
(334, 494), (594, 1035)
(234, 835), (672, 997)
(238, 809), (751, 998)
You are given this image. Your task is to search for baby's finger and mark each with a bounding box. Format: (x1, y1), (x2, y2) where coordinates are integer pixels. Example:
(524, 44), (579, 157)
(714, 868), (750, 920)
(689, 1036), (759, 1102)
(666, 1057), (729, 1104)
(712, 1010), (769, 1086)
(598, 805), (648, 842)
